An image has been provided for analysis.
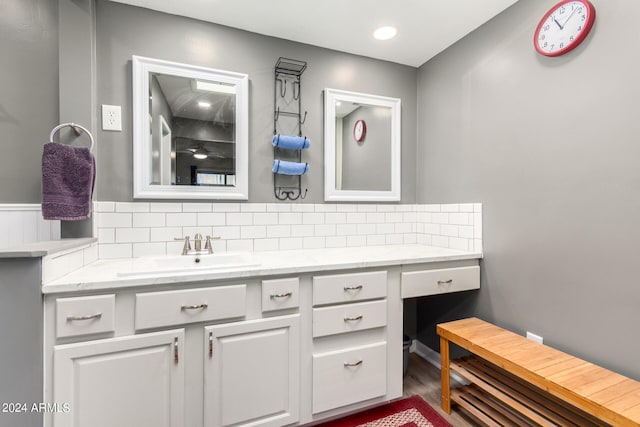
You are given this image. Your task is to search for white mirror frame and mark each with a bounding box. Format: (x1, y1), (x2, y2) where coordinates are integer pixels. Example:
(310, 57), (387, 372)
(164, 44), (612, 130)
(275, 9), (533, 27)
(132, 55), (249, 200)
(324, 88), (401, 202)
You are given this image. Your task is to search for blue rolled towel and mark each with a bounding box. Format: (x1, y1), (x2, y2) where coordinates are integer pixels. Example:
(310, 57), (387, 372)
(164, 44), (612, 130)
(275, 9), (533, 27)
(272, 159), (309, 175)
(272, 134), (310, 150)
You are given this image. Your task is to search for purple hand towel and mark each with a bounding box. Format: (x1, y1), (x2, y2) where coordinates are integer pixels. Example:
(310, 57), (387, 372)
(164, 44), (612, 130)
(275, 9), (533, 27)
(41, 142), (96, 220)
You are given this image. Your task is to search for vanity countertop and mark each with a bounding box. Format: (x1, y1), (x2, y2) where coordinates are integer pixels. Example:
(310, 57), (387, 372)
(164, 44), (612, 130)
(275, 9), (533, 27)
(0, 238), (97, 259)
(42, 244), (482, 294)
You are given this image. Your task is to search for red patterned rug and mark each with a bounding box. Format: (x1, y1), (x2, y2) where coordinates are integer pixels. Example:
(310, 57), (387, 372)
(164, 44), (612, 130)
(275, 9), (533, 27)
(316, 395), (453, 427)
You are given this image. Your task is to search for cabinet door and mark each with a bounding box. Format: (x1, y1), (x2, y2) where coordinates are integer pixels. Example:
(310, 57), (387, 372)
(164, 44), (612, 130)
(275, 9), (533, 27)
(204, 314), (300, 427)
(53, 329), (185, 427)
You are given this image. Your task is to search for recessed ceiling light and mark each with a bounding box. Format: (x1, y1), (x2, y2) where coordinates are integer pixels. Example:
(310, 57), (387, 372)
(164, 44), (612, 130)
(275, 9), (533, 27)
(373, 26), (397, 41)
(198, 101), (211, 108)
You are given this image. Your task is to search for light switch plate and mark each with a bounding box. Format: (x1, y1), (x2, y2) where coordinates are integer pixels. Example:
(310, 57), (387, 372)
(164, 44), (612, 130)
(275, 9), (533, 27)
(102, 104), (122, 131)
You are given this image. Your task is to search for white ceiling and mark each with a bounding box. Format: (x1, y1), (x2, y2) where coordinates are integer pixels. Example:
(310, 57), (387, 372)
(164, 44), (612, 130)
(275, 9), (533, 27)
(109, 0), (519, 67)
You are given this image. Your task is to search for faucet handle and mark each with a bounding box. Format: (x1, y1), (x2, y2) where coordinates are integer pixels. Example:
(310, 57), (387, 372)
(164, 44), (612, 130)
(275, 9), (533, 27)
(174, 236), (191, 255)
(204, 236), (220, 254)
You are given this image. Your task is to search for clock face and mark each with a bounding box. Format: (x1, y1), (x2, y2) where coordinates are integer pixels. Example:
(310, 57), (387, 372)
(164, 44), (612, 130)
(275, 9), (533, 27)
(534, 0), (596, 57)
(354, 120), (366, 143)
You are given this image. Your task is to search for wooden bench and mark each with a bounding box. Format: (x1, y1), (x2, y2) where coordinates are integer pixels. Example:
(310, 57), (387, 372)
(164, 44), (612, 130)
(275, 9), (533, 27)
(437, 317), (640, 426)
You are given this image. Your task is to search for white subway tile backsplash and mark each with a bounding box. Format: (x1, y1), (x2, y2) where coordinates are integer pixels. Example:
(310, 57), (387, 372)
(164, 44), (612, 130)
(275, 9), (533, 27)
(100, 213), (132, 228)
(325, 236), (347, 248)
(449, 213), (471, 225)
(253, 213), (278, 225)
(291, 225), (315, 237)
(94, 202), (483, 258)
(182, 203), (212, 212)
(227, 239), (254, 252)
(266, 203), (291, 212)
(303, 236), (325, 249)
(166, 213), (197, 227)
(279, 237), (303, 250)
(325, 213), (346, 224)
(116, 228), (150, 243)
(240, 225), (267, 239)
(279, 212), (302, 225)
(266, 225), (291, 238)
(150, 202), (182, 213)
(150, 227), (182, 242)
(99, 243), (132, 259)
(241, 203), (266, 213)
(116, 202), (149, 213)
(211, 203), (241, 212)
(254, 238), (279, 252)
(133, 242), (166, 257)
(197, 213), (226, 226)
(291, 204), (314, 212)
(302, 212), (324, 225)
(133, 213), (166, 228)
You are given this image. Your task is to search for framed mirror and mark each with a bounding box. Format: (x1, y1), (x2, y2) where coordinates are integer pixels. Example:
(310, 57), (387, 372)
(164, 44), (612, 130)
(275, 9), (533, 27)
(132, 55), (249, 199)
(324, 88), (401, 202)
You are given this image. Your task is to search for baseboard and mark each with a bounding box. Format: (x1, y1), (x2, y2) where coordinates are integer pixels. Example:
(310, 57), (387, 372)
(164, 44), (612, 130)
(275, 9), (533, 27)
(411, 340), (469, 385)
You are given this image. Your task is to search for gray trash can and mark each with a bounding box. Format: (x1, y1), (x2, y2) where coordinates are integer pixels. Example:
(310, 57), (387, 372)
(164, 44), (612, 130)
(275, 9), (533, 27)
(402, 334), (411, 376)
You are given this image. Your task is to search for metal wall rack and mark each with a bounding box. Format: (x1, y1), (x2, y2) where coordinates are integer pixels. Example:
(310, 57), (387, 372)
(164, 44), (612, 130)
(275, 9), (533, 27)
(273, 57), (308, 201)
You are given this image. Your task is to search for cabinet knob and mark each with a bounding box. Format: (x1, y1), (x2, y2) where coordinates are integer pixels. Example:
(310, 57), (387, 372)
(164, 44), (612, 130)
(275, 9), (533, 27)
(181, 303), (208, 310)
(437, 279), (453, 285)
(344, 360), (363, 367)
(344, 285), (363, 292)
(344, 315), (363, 322)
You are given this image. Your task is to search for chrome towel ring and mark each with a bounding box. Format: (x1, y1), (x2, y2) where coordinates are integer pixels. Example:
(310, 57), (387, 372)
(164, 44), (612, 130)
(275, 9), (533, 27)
(48, 123), (95, 152)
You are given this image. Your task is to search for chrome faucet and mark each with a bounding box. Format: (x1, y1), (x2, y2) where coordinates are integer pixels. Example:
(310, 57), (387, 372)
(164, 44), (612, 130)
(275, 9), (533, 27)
(194, 233), (203, 252)
(175, 234), (219, 255)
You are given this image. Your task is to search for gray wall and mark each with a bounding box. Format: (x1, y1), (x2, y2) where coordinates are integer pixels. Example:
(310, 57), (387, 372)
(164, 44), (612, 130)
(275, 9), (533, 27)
(416, 0), (640, 380)
(95, 0), (417, 203)
(0, 0), (58, 202)
(341, 106), (392, 191)
(0, 258), (43, 426)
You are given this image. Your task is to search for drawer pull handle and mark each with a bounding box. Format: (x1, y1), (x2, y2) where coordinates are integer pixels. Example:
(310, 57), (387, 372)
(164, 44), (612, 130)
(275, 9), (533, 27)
(209, 332), (213, 358)
(344, 285), (363, 292)
(174, 337), (179, 364)
(66, 313), (102, 321)
(181, 303), (208, 310)
(437, 279), (453, 285)
(270, 292), (292, 299)
(344, 360), (363, 367)
(344, 315), (363, 322)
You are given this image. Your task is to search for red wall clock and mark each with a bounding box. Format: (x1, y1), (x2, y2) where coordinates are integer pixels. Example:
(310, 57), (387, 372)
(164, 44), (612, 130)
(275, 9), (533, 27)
(354, 119), (366, 143)
(534, 0), (596, 57)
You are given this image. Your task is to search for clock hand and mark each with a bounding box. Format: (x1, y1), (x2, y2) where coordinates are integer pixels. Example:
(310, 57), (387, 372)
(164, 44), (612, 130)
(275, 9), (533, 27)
(552, 15), (563, 30)
(561, 6), (581, 27)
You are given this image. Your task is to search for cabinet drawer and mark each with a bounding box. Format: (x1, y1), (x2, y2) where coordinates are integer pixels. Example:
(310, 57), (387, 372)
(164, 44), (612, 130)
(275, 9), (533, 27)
(262, 277), (299, 312)
(401, 266), (480, 298)
(135, 285), (246, 330)
(56, 294), (115, 338)
(312, 342), (387, 414)
(313, 271), (387, 306)
(312, 300), (387, 338)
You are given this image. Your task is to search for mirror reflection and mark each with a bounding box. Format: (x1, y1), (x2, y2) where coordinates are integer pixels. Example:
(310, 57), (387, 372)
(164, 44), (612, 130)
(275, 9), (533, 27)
(149, 73), (236, 187)
(335, 102), (392, 191)
(324, 88), (401, 202)
(133, 56), (248, 200)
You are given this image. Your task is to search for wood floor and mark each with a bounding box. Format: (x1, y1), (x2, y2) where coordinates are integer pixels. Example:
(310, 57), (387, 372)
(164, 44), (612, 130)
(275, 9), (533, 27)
(403, 353), (481, 427)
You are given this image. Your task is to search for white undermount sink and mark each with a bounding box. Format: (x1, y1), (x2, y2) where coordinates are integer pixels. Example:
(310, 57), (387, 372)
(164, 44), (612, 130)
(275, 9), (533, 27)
(117, 252), (261, 277)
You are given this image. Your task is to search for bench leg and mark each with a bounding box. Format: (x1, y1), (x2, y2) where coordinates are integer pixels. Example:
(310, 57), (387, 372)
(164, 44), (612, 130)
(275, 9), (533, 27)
(440, 336), (451, 413)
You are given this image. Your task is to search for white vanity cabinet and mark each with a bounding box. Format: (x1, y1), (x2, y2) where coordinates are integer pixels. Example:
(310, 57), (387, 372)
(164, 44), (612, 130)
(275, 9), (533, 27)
(203, 314), (300, 427)
(52, 329), (185, 427)
(310, 270), (401, 416)
(43, 254), (480, 427)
